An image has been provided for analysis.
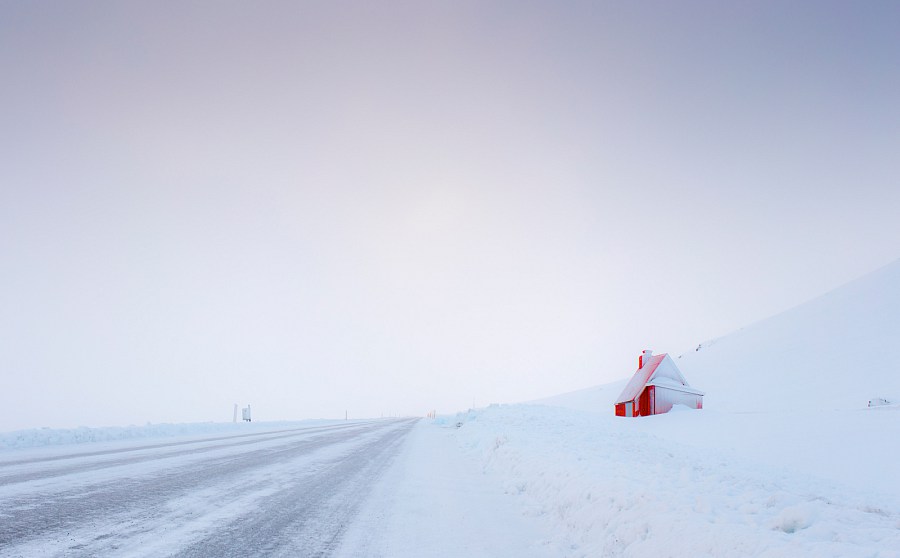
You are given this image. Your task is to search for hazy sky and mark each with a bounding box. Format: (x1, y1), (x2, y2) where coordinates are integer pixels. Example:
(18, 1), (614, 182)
(2, 1), (899, 430)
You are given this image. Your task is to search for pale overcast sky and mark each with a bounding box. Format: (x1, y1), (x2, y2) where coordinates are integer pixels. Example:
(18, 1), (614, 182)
(2, 1), (899, 430)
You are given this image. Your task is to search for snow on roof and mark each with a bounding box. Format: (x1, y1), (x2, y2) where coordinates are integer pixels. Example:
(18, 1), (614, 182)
(615, 353), (700, 403)
(615, 353), (665, 404)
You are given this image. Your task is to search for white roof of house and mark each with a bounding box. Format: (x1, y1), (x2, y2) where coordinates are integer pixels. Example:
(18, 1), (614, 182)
(615, 353), (704, 404)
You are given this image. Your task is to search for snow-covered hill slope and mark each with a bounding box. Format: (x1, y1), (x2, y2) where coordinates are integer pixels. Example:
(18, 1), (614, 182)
(529, 380), (627, 412)
(677, 258), (900, 411)
(466, 259), (900, 556)
(520, 256), (900, 499)
(536, 258), (900, 414)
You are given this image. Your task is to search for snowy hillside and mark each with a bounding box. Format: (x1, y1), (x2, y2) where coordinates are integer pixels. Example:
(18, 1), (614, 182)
(440, 260), (900, 556)
(677, 258), (900, 412)
(521, 258), (900, 500)
(533, 258), (900, 413)
(529, 380), (627, 412)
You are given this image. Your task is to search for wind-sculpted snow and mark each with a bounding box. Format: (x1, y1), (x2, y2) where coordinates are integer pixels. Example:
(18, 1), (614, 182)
(453, 404), (900, 557)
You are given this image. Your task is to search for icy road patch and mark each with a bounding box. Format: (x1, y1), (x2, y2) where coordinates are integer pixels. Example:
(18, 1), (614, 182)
(0, 420), (415, 557)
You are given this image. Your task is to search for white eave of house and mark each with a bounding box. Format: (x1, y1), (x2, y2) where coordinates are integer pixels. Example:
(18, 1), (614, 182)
(646, 380), (705, 396)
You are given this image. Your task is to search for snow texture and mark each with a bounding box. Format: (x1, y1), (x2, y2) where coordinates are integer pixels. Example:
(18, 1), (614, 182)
(449, 404), (899, 557)
(3, 259), (898, 556)
(436, 259), (900, 556)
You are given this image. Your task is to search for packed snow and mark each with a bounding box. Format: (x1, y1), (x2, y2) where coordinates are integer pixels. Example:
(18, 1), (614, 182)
(0, 419), (346, 450)
(0, 420), (415, 557)
(335, 420), (557, 557)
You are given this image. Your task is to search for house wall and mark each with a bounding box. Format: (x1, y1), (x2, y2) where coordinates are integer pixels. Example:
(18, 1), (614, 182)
(638, 386), (655, 416)
(615, 401), (641, 416)
(654, 386), (703, 414)
(616, 382), (704, 417)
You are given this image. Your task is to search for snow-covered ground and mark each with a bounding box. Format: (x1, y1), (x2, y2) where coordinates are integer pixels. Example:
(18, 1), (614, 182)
(336, 420), (557, 557)
(426, 259), (900, 556)
(3, 260), (898, 556)
(445, 404), (899, 557)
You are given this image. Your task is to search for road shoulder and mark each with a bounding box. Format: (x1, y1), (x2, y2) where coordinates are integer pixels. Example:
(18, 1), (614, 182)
(335, 420), (555, 558)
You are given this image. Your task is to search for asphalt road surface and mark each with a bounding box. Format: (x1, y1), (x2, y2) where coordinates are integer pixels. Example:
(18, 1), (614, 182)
(0, 419), (418, 557)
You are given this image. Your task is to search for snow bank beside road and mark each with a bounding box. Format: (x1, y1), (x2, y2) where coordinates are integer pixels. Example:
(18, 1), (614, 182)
(454, 404), (900, 557)
(337, 420), (556, 557)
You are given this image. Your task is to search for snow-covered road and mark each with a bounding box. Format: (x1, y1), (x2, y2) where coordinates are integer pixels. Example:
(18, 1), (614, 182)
(0, 419), (417, 557)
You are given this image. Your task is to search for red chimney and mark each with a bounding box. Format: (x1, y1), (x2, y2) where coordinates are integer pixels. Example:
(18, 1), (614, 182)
(639, 349), (653, 369)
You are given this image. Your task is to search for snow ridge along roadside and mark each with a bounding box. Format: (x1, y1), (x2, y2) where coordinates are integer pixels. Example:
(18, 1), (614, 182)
(453, 405), (900, 558)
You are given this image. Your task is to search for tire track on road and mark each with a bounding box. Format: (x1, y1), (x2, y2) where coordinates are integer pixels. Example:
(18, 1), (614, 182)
(171, 419), (418, 558)
(0, 420), (414, 555)
(0, 422), (371, 485)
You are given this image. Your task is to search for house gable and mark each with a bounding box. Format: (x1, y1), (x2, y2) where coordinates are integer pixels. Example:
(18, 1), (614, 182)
(615, 353), (664, 404)
(615, 350), (704, 416)
(615, 352), (704, 405)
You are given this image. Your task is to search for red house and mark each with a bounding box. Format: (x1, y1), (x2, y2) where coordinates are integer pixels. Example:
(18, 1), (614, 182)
(614, 350), (704, 417)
